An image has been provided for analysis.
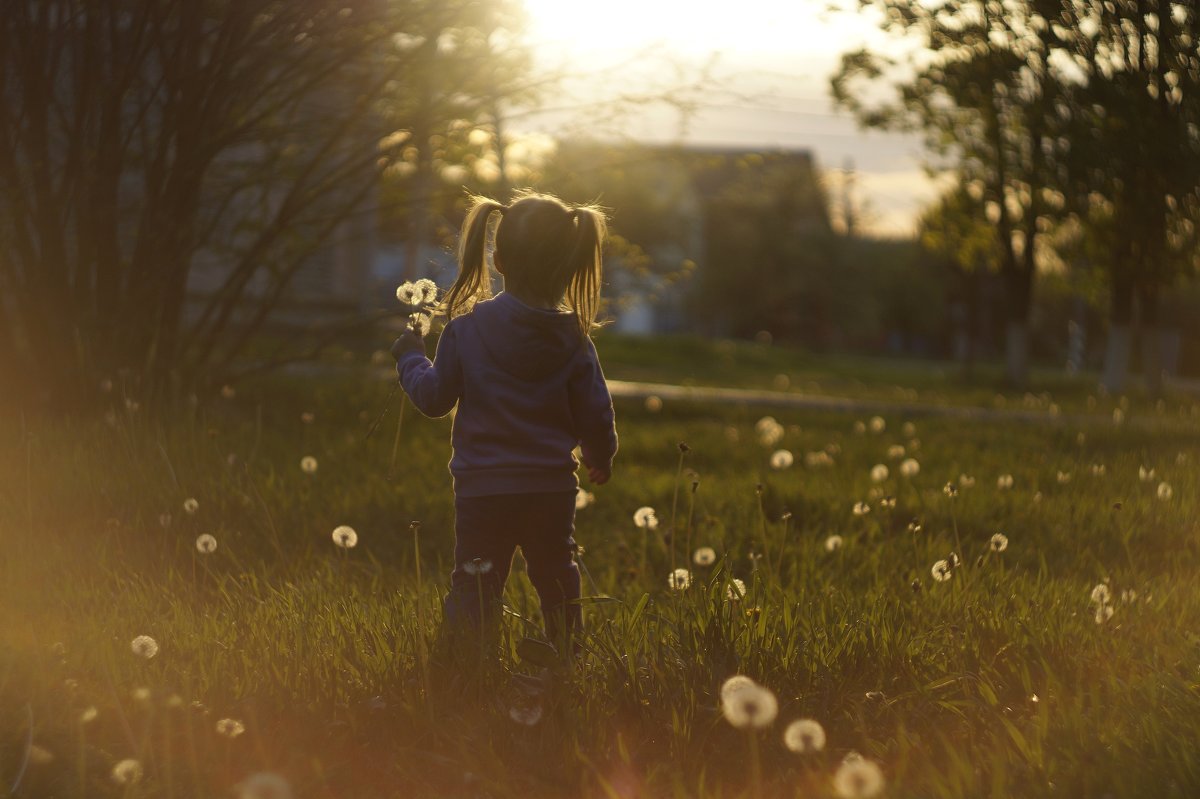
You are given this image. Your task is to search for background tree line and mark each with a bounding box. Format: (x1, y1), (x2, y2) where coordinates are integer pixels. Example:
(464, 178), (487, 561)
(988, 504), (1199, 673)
(833, 0), (1200, 392)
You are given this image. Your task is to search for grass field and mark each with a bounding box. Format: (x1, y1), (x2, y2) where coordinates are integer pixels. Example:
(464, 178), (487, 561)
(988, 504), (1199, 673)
(2, 349), (1200, 798)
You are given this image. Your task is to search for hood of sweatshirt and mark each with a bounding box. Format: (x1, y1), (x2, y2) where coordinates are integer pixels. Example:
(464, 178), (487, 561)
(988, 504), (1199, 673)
(470, 292), (584, 380)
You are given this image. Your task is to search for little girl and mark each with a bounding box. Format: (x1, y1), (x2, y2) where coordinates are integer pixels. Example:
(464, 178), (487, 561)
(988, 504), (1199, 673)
(391, 191), (618, 651)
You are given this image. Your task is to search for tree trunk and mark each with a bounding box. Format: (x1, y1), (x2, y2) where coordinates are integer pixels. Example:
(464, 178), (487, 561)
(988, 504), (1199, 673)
(1102, 266), (1136, 394)
(1138, 283), (1164, 397)
(1003, 266), (1032, 387)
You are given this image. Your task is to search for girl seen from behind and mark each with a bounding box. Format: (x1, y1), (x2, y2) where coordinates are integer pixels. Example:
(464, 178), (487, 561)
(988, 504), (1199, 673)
(391, 191), (617, 656)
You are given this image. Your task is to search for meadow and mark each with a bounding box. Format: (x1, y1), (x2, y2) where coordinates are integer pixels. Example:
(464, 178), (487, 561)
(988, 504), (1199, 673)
(2, 340), (1200, 799)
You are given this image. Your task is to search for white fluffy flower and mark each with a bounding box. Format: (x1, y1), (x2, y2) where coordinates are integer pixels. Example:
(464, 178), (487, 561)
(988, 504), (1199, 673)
(667, 568), (692, 591)
(725, 578), (747, 601)
(300, 456), (318, 474)
(633, 507), (658, 529)
(783, 718), (826, 753)
(852, 501), (870, 516)
(989, 533), (1008, 552)
(720, 678), (778, 730)
(833, 755), (885, 798)
(111, 759), (143, 785)
(131, 635), (159, 659)
(195, 534), (218, 554)
(1157, 481), (1173, 501)
(1090, 583), (1110, 605)
(770, 449), (794, 470)
(332, 525), (358, 548)
(183, 497), (199, 515)
(825, 535), (844, 552)
(870, 464), (889, 483)
(216, 718), (246, 738)
(868, 416), (886, 433)
(899, 458), (920, 477)
(693, 547), (717, 566)
(997, 474), (1014, 490)
(931, 560), (952, 582)
(886, 444), (906, 460)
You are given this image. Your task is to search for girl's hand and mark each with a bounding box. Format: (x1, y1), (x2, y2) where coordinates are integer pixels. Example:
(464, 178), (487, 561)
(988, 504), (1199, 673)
(587, 465), (610, 485)
(391, 331), (424, 361)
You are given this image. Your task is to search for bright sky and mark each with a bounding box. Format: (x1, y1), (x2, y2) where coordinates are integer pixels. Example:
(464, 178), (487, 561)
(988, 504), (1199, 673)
(516, 0), (939, 237)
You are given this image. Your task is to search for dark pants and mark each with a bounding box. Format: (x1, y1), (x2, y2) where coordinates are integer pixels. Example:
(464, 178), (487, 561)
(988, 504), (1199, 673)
(443, 491), (581, 648)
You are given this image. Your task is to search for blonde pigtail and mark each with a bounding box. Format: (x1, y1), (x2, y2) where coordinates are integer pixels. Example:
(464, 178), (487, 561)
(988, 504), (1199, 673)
(565, 206), (607, 336)
(442, 196), (505, 320)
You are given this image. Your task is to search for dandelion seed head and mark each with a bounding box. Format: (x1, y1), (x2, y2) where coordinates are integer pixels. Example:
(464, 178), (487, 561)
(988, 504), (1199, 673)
(1091, 463), (1106, 476)
(783, 718), (826, 753)
(989, 533), (1008, 552)
(886, 444), (906, 460)
(756, 416), (785, 446)
(644, 395), (663, 413)
(879, 495), (896, 509)
(28, 744), (53, 765)
(693, 547), (717, 566)
(111, 759), (143, 785)
(508, 703), (543, 725)
(868, 416), (886, 433)
(667, 568), (692, 591)
(131, 635), (159, 659)
(870, 464), (889, 483)
(132, 686), (152, 704)
(943, 482), (958, 498)
(770, 449), (794, 470)
(852, 501), (870, 516)
(633, 507), (658, 529)
(931, 560), (952, 582)
(216, 718), (246, 738)
(720, 675), (757, 703)
(183, 498), (199, 515)
(899, 458), (920, 477)
(1157, 481), (1173, 500)
(195, 534), (218, 554)
(1056, 471), (1071, 484)
(395, 281), (421, 305)
(853, 420), (866, 434)
(1090, 583), (1111, 605)
(80, 706), (98, 724)
(805, 450), (834, 467)
(721, 681), (778, 730)
(1112, 407), (1125, 425)
(235, 772), (294, 799)
(833, 756), (885, 799)
(959, 474), (976, 488)
(997, 474), (1014, 489)
(300, 456), (318, 474)
(332, 525), (358, 549)
(725, 577), (747, 600)
(1094, 604), (1115, 624)
(464, 558), (493, 576)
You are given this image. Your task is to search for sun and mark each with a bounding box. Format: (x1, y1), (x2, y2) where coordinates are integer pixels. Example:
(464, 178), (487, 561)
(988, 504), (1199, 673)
(518, 0), (866, 59)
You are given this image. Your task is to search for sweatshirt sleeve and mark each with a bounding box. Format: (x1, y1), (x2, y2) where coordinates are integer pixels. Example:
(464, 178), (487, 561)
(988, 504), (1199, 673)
(396, 321), (462, 418)
(568, 337), (618, 471)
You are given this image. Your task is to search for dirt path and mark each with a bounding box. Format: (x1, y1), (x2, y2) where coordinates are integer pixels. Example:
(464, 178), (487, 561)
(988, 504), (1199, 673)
(606, 378), (1192, 428)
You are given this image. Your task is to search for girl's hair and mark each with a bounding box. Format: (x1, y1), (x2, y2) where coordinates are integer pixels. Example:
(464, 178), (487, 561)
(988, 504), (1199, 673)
(442, 190), (607, 336)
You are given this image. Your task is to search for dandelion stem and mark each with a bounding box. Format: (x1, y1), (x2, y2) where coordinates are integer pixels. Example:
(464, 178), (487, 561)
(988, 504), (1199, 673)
(364, 384), (398, 442)
(684, 481), (697, 577)
(756, 488), (774, 581)
(748, 731), (763, 799)
(669, 446), (688, 574)
(388, 394), (408, 478)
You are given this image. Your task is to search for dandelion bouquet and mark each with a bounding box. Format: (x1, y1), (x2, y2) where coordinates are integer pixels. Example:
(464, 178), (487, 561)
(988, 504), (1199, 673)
(365, 279), (443, 450)
(394, 278), (440, 337)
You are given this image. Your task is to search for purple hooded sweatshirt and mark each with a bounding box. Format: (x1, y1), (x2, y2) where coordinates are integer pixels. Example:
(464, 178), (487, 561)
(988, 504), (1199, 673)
(396, 292), (618, 498)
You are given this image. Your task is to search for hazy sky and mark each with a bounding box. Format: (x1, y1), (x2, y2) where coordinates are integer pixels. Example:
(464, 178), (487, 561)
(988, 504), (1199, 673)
(515, 0), (939, 236)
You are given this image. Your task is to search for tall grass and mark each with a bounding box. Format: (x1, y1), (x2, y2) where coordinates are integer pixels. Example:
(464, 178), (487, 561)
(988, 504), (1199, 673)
(2, 371), (1199, 798)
